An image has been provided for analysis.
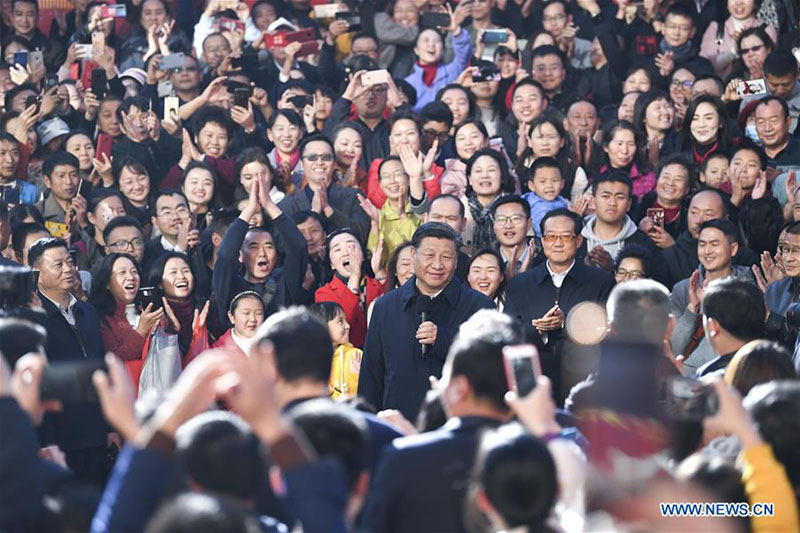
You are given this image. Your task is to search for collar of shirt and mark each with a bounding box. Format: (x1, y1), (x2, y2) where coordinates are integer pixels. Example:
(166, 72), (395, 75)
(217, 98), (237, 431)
(160, 236), (185, 253)
(401, 275), (456, 310)
(546, 259), (575, 288)
(500, 243), (530, 271)
(231, 329), (253, 355)
(42, 194), (67, 220)
(41, 290), (79, 325)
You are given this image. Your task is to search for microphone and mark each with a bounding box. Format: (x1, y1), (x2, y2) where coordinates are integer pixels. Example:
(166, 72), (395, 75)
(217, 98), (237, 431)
(416, 295), (434, 356)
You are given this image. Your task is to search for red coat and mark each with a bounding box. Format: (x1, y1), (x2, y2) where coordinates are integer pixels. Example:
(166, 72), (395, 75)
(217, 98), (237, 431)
(365, 159), (442, 209)
(99, 303), (146, 362)
(212, 328), (247, 359)
(315, 275), (385, 348)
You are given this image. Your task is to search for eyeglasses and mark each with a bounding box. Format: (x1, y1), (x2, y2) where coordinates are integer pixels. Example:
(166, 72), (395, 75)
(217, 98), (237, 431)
(494, 214), (526, 226)
(365, 85), (387, 94)
(670, 79), (694, 88)
(542, 233), (576, 244)
(542, 13), (566, 23)
(423, 129), (449, 139)
(779, 244), (800, 256)
(740, 44), (764, 55)
(108, 237), (144, 250)
(615, 268), (645, 280)
(171, 66), (199, 74)
(379, 170), (408, 181)
(665, 23), (691, 32)
(534, 65), (562, 74)
(157, 206), (189, 218)
(303, 153), (334, 162)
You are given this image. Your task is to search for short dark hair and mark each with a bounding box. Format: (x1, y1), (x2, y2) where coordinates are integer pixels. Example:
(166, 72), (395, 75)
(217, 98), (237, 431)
(192, 105), (235, 141)
(664, 1), (696, 26)
(147, 251), (193, 291)
(542, 0), (570, 14)
(42, 151), (79, 178)
(764, 50), (798, 78)
(729, 341), (797, 397)
(299, 133), (334, 158)
(701, 278), (765, 341)
(28, 237), (69, 268)
(754, 95), (790, 121)
(411, 222), (458, 248)
(490, 194), (531, 219)
(146, 493), (260, 533)
(447, 310), (520, 411)
(592, 169), (633, 196)
(291, 209), (325, 231)
(388, 111), (422, 137)
(698, 218), (738, 243)
(784, 220), (800, 236)
(745, 381), (800, 490)
(377, 155), (403, 179)
(150, 189), (189, 217)
(730, 140), (767, 170)
(429, 193), (466, 219)
(209, 209), (241, 237)
(420, 101), (454, 129)
(174, 411), (265, 501)
(309, 300), (345, 322)
(693, 74), (724, 93)
(116, 96), (150, 124)
(88, 188), (123, 214)
(0, 318), (46, 368)
(529, 156), (562, 183)
(103, 215), (143, 245)
(286, 399), (369, 490)
(656, 152), (699, 190)
(606, 279), (670, 344)
(11, 222), (48, 260)
(511, 78), (547, 103)
(112, 156), (149, 187)
(267, 108), (302, 130)
(530, 45), (566, 69)
(540, 208), (582, 236)
(254, 307), (333, 384)
(614, 243), (652, 277)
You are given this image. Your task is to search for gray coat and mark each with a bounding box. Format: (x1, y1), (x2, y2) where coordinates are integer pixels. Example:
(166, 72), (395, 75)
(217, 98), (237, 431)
(670, 265), (755, 376)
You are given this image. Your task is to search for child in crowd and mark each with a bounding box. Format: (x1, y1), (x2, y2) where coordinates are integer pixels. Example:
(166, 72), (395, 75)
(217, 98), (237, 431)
(521, 157), (569, 236)
(699, 152), (731, 194)
(310, 301), (362, 399)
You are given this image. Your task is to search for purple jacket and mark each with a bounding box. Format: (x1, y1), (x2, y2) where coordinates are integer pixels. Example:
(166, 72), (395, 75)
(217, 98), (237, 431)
(405, 29), (473, 112)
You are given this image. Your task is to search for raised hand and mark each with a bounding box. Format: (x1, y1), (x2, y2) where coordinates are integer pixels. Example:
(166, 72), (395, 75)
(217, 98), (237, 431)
(192, 301), (211, 331)
(654, 51), (674, 77)
(137, 302), (165, 335)
(752, 170), (767, 200)
(358, 194), (380, 222)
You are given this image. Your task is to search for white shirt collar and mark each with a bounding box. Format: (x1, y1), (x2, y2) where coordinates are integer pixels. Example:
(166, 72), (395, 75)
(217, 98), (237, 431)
(41, 290), (78, 325)
(546, 259), (575, 288)
(231, 329), (253, 355)
(160, 236), (185, 253)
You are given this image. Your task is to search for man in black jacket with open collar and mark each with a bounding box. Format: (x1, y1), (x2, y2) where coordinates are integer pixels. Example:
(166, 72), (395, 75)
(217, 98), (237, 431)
(505, 209), (614, 402)
(359, 223), (495, 421)
(30, 237), (110, 487)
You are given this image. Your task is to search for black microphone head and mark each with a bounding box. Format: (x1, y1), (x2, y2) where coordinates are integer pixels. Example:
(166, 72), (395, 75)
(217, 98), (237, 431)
(416, 295), (434, 315)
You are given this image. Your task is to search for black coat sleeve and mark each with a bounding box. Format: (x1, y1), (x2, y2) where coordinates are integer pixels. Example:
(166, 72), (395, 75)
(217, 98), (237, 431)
(212, 218), (249, 322)
(272, 213), (309, 307)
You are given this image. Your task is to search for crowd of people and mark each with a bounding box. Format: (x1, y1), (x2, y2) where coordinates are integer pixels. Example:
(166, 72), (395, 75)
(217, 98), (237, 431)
(1, 0), (800, 529)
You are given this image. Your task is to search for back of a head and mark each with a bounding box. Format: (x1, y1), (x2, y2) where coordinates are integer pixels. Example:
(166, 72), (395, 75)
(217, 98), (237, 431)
(146, 493), (262, 533)
(744, 381), (800, 491)
(286, 399), (369, 491)
(675, 453), (746, 506)
(447, 310), (521, 412)
(254, 306), (333, 384)
(174, 411), (265, 502)
(726, 340), (797, 396)
(474, 424), (558, 530)
(0, 318), (46, 367)
(606, 279), (670, 344)
(701, 278), (765, 342)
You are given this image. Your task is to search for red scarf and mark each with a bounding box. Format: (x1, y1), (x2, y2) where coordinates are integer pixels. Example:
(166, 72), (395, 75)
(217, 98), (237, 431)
(275, 148), (300, 171)
(417, 61), (439, 86)
(692, 141), (718, 166)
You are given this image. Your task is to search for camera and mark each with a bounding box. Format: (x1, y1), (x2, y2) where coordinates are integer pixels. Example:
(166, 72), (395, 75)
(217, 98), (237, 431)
(0, 266), (38, 318)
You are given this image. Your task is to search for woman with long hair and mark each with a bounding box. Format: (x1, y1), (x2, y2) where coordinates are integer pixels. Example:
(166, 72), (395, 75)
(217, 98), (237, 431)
(679, 95), (735, 166)
(633, 90), (679, 167)
(467, 248), (506, 310)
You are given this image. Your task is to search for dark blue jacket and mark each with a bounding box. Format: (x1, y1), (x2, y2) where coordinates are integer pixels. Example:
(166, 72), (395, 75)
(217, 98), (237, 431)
(38, 293), (108, 452)
(361, 416), (502, 533)
(358, 277), (494, 420)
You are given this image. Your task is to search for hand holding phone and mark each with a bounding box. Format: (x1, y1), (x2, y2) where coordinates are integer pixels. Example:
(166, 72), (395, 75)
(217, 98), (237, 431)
(138, 287), (163, 311)
(40, 360), (109, 404)
(502, 344), (541, 397)
(647, 207), (665, 228)
(361, 69), (390, 87)
(662, 376), (719, 421)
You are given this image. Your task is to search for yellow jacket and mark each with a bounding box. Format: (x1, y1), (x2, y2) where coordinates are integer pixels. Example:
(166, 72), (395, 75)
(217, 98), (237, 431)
(741, 443), (799, 533)
(329, 343), (363, 399)
(367, 200), (423, 267)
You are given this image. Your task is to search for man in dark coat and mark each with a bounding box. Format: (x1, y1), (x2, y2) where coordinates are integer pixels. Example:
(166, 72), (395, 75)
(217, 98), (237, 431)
(504, 209), (615, 401)
(359, 223), (495, 421)
(277, 135), (371, 245)
(31, 238), (109, 487)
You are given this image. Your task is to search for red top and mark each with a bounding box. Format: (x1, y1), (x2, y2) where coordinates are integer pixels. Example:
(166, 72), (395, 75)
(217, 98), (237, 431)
(99, 303), (146, 361)
(365, 158), (442, 209)
(315, 275), (385, 348)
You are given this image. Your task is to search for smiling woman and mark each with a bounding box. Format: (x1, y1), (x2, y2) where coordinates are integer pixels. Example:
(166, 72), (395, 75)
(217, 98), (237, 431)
(148, 251), (201, 355)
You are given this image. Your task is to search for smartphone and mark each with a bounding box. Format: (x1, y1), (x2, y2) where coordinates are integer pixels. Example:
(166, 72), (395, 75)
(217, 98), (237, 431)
(420, 12), (451, 29)
(502, 344), (541, 397)
(164, 95), (180, 121)
(361, 69), (390, 86)
(296, 40), (320, 56)
(231, 53), (259, 69)
(28, 50), (44, 71)
(736, 78), (767, 97)
(233, 87), (251, 109)
(1, 186), (20, 205)
(92, 30), (106, 54)
(473, 64), (500, 82)
(288, 94), (313, 109)
(40, 360), (109, 404)
(219, 17), (245, 32)
(159, 52), (186, 71)
(77, 179), (93, 199)
(482, 29), (508, 43)
(74, 43), (93, 59)
(45, 73), (59, 90)
(264, 31), (288, 49)
(647, 207), (665, 228)
(335, 11), (361, 31)
(13, 51), (27, 67)
(313, 3), (341, 18)
(287, 27), (316, 43)
(91, 68), (108, 99)
(101, 3), (127, 17)
(96, 133), (113, 159)
(138, 286), (162, 311)
(662, 376), (719, 421)
(24, 94), (42, 113)
(69, 63), (80, 80)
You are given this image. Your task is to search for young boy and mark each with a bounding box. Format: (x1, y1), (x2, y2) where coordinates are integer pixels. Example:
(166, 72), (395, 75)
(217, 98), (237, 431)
(521, 157), (569, 237)
(699, 152), (731, 194)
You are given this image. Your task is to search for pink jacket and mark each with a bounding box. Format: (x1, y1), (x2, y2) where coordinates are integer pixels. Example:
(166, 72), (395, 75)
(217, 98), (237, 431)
(700, 18), (777, 80)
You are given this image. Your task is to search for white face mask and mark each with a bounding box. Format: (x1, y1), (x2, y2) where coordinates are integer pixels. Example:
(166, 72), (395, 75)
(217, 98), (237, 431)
(744, 124), (760, 144)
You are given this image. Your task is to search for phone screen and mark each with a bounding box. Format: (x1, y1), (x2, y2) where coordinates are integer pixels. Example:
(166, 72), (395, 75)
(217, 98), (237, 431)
(502, 345), (541, 397)
(40, 360), (108, 403)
